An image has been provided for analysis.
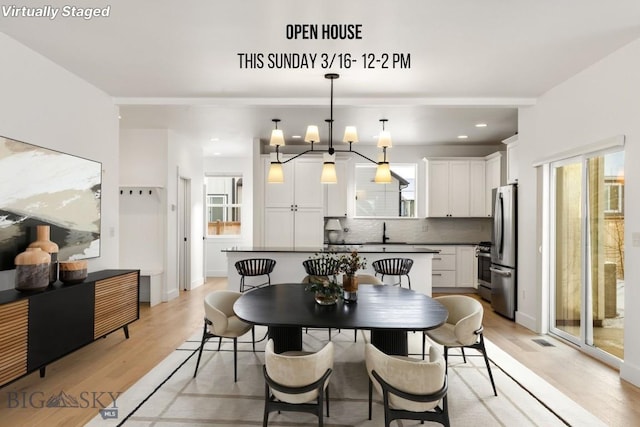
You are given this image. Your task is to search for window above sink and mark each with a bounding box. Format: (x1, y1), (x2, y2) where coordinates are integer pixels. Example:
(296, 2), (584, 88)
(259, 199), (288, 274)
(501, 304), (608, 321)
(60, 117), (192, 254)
(354, 163), (417, 218)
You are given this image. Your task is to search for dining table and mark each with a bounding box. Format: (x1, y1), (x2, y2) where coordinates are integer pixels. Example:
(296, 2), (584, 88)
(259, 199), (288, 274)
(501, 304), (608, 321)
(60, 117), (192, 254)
(233, 284), (448, 355)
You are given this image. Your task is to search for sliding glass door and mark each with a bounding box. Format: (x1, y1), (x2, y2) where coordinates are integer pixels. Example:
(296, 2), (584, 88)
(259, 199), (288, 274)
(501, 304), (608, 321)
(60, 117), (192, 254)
(550, 149), (624, 361)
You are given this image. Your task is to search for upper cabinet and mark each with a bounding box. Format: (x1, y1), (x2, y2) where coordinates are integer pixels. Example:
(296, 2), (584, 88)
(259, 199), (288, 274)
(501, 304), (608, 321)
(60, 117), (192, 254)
(325, 159), (348, 217)
(264, 157), (324, 247)
(502, 134), (519, 184)
(426, 155), (503, 218)
(485, 152), (504, 217)
(427, 160), (471, 217)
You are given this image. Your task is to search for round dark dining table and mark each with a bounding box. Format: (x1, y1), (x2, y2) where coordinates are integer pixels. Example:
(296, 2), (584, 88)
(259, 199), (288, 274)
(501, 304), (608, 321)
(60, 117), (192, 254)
(234, 284), (448, 355)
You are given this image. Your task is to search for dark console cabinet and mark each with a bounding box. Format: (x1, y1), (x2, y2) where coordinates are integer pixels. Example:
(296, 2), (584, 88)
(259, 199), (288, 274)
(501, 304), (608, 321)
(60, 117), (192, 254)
(0, 269), (139, 388)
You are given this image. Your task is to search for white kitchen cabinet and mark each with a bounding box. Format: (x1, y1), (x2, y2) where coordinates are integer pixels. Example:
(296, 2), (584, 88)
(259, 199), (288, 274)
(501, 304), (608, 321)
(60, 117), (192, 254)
(325, 159), (348, 217)
(456, 246), (476, 287)
(431, 246), (456, 287)
(264, 158), (324, 247)
(426, 159), (471, 217)
(484, 152), (503, 217)
(431, 245), (476, 288)
(503, 135), (519, 184)
(426, 160), (451, 217)
(469, 160), (486, 217)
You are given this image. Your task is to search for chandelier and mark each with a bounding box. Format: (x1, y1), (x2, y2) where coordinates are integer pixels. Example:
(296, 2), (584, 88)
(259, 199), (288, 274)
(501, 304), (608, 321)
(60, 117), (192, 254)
(267, 73), (392, 184)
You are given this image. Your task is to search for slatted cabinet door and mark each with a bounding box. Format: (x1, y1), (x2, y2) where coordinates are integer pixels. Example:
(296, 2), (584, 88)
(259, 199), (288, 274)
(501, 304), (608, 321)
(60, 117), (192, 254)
(94, 272), (139, 339)
(0, 299), (28, 385)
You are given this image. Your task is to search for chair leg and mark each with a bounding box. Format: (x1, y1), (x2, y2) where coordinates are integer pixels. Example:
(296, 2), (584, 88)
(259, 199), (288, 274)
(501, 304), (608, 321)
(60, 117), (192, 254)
(407, 275), (411, 290)
(461, 347), (467, 363)
(354, 329), (358, 342)
(422, 334), (426, 360)
(479, 335), (498, 396)
(368, 378), (373, 420)
(325, 385), (330, 417)
(263, 383), (270, 427)
(193, 321), (208, 378)
(252, 326), (256, 352)
(444, 346), (449, 374)
(233, 337), (238, 382)
(218, 337), (223, 351)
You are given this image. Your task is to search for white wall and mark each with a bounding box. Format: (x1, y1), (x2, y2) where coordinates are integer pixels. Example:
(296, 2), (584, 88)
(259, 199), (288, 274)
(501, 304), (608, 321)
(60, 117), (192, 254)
(119, 129), (168, 299)
(119, 129), (205, 300)
(0, 34), (119, 290)
(516, 37), (640, 386)
(204, 155), (255, 276)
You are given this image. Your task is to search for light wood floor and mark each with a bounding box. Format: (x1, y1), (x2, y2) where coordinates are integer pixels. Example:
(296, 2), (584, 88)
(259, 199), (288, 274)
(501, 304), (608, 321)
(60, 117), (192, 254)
(1, 279), (639, 426)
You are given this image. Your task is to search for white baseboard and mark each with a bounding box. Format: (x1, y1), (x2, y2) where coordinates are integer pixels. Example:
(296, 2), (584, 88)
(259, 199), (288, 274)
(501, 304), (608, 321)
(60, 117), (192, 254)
(165, 288), (179, 302)
(207, 269), (227, 277)
(190, 277), (204, 290)
(620, 361), (640, 388)
(515, 310), (538, 332)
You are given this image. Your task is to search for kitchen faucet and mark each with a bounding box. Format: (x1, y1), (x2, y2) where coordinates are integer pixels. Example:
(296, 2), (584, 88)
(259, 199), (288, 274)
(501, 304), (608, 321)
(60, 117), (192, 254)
(382, 222), (390, 243)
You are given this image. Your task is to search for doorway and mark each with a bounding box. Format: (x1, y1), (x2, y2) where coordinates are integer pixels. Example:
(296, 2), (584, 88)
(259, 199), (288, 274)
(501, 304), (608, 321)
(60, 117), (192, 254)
(550, 149), (625, 363)
(178, 177), (191, 291)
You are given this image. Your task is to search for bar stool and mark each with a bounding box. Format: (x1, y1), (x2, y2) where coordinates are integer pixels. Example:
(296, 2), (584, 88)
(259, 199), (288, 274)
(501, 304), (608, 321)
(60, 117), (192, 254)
(235, 258), (276, 292)
(302, 258), (340, 282)
(302, 257), (340, 339)
(372, 258), (414, 289)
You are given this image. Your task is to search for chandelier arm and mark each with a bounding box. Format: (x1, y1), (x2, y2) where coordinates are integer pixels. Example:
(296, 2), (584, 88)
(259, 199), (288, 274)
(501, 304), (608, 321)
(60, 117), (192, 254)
(279, 148), (319, 164)
(331, 149), (377, 164)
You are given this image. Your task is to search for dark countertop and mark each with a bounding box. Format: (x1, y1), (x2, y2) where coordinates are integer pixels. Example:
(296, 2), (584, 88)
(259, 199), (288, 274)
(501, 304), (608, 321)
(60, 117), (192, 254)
(222, 246), (440, 254)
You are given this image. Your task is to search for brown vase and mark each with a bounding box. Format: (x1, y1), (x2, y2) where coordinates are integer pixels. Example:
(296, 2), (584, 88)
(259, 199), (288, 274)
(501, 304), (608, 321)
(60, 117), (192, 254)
(59, 260), (88, 284)
(343, 274), (358, 303)
(28, 225), (59, 284)
(15, 247), (51, 291)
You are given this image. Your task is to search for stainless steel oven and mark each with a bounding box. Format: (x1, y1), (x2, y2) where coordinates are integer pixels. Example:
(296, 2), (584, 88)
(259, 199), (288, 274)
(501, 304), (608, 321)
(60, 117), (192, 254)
(476, 242), (492, 301)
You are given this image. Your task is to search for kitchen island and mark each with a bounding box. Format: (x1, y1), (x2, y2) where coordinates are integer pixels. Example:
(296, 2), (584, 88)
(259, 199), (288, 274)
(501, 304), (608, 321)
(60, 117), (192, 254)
(223, 246), (440, 295)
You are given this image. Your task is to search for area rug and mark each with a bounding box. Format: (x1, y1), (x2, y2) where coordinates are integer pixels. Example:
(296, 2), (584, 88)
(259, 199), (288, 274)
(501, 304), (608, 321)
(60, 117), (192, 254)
(86, 327), (606, 426)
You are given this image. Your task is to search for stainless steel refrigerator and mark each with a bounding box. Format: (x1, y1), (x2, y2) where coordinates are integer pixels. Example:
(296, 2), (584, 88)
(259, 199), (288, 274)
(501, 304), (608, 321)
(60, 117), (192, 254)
(490, 184), (517, 319)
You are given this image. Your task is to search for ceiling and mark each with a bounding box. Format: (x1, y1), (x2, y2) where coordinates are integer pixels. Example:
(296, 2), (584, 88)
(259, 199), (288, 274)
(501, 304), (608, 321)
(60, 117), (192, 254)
(2, 0), (640, 157)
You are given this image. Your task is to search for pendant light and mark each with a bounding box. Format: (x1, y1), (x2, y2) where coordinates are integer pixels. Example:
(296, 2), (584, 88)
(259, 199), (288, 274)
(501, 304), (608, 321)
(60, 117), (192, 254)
(268, 119), (285, 183)
(269, 119), (285, 146)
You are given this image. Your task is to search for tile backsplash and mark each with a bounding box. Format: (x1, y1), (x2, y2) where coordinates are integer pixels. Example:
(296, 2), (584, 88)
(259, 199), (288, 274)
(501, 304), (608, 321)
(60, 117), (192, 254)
(325, 217), (492, 245)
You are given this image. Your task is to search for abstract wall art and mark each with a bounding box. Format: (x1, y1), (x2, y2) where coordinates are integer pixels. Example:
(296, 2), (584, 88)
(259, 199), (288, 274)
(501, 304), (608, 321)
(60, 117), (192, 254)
(0, 135), (101, 271)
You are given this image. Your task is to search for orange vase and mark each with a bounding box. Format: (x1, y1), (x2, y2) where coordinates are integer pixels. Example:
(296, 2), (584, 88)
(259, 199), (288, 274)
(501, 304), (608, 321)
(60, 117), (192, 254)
(15, 247), (51, 291)
(28, 225), (59, 284)
(342, 274), (358, 303)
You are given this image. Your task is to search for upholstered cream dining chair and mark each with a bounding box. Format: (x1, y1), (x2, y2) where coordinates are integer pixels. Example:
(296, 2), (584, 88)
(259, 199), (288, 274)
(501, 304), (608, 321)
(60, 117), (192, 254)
(365, 343), (449, 427)
(193, 290), (254, 382)
(263, 339), (334, 427)
(423, 295), (497, 396)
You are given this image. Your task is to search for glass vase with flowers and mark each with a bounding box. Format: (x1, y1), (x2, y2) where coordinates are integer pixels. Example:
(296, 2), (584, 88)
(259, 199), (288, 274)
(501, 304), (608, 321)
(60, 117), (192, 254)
(338, 250), (367, 303)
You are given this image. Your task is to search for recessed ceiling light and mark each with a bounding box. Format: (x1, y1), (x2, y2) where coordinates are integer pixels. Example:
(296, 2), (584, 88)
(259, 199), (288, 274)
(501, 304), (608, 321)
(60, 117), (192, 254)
(475, 123), (487, 128)
(292, 135), (302, 139)
(210, 137), (219, 142)
(457, 135), (468, 139)
(213, 152), (221, 156)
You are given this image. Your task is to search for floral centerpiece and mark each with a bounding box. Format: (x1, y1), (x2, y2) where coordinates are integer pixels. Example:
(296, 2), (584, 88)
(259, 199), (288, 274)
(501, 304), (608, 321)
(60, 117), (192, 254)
(338, 250), (366, 303)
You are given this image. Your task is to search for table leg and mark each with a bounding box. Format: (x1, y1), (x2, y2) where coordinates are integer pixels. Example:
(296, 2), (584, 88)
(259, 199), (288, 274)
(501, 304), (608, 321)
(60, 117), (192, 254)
(268, 326), (303, 353)
(371, 330), (408, 356)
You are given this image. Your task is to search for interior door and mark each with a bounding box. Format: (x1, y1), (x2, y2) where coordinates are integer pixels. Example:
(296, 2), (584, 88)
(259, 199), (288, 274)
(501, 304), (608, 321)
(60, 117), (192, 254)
(178, 177), (191, 291)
